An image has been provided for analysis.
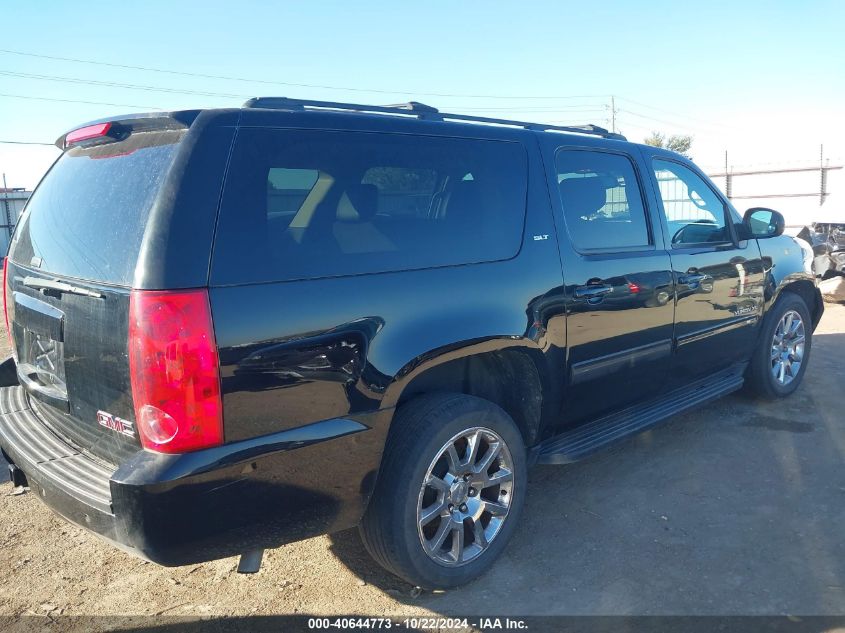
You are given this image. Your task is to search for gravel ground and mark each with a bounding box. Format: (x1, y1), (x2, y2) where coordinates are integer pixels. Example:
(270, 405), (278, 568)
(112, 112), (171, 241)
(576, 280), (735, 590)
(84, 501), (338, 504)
(0, 294), (843, 622)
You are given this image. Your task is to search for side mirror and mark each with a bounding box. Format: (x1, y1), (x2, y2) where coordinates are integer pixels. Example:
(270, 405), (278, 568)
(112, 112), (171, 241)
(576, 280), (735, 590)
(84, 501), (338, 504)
(743, 207), (785, 239)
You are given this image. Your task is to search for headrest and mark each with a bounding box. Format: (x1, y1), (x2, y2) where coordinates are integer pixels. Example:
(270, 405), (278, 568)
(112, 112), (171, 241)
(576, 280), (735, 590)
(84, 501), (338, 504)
(447, 180), (483, 216)
(558, 177), (608, 216)
(337, 183), (378, 222)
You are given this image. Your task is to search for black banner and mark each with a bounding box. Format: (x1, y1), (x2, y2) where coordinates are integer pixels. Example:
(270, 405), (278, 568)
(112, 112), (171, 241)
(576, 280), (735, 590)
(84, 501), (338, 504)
(2, 616), (845, 633)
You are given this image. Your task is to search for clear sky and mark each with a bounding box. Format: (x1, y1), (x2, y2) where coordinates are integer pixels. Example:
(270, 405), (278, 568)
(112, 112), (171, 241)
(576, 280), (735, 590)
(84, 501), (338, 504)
(1, 0), (844, 195)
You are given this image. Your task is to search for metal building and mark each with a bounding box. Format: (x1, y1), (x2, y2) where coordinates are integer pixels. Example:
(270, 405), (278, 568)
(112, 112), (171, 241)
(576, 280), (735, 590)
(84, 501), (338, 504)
(1, 188), (29, 256)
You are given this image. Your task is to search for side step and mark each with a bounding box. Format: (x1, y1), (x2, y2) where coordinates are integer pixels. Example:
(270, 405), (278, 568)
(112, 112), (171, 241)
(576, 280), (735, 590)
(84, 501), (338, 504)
(535, 365), (746, 465)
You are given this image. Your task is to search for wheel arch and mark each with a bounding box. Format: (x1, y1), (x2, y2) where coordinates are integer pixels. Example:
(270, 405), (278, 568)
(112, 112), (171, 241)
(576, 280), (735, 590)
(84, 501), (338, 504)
(381, 339), (551, 449)
(749, 275), (822, 365)
(745, 276), (817, 398)
(757, 235), (824, 331)
(772, 277), (824, 331)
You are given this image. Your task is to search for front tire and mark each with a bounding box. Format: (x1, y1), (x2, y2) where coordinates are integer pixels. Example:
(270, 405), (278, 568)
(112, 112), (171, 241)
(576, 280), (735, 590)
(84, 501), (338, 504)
(360, 393), (527, 589)
(746, 293), (812, 398)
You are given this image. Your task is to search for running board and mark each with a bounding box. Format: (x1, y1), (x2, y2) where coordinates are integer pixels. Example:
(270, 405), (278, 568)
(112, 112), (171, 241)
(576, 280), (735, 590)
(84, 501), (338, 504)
(534, 365), (746, 465)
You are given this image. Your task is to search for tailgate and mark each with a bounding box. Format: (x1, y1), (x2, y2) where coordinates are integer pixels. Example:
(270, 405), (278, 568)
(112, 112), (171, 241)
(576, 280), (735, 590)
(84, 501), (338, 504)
(5, 264), (138, 464)
(5, 124), (188, 465)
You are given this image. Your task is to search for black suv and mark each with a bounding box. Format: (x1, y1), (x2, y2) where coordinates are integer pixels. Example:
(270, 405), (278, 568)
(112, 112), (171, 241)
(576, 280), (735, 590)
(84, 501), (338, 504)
(0, 98), (823, 589)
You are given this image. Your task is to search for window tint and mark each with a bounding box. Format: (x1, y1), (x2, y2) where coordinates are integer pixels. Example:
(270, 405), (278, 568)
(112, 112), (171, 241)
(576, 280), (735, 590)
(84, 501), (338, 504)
(268, 168), (319, 216)
(361, 167), (438, 218)
(211, 129), (528, 284)
(652, 159), (731, 246)
(555, 150), (650, 251)
(9, 130), (184, 285)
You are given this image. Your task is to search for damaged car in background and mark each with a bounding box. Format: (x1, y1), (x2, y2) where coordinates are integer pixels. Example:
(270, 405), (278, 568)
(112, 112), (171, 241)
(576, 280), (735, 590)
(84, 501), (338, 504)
(788, 218), (845, 279)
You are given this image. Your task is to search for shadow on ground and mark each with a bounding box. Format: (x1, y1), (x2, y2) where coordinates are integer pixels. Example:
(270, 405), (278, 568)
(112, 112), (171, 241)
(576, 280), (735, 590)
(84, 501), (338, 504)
(329, 332), (845, 615)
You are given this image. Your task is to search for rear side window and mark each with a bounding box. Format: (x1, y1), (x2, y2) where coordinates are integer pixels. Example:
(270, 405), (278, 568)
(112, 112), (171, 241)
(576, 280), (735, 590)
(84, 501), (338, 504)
(555, 149), (651, 251)
(9, 130), (184, 285)
(268, 168), (320, 216)
(361, 167), (439, 218)
(211, 129), (528, 284)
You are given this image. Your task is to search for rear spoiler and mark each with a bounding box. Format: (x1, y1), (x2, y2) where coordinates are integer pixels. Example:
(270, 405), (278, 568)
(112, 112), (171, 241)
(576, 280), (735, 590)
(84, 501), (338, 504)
(55, 110), (201, 150)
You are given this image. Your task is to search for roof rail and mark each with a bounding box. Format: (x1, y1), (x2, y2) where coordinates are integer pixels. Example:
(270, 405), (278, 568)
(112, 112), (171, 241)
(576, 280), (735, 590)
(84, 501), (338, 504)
(242, 97), (627, 141)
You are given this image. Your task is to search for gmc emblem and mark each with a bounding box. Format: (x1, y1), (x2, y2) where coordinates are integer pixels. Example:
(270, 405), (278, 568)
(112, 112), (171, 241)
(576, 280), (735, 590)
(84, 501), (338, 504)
(96, 411), (135, 438)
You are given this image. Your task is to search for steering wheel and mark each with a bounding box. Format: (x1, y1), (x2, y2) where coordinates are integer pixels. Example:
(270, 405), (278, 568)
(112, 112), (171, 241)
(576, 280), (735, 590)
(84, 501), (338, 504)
(672, 225), (690, 244)
(672, 219), (717, 245)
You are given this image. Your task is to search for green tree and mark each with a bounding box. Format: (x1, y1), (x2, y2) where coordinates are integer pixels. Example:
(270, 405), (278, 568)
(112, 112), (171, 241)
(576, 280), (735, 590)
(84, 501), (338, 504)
(643, 131), (693, 159)
(362, 167), (436, 192)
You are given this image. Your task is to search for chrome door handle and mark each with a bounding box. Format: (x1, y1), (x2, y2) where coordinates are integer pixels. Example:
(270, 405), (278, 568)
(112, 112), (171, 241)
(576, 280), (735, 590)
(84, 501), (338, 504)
(574, 284), (613, 300)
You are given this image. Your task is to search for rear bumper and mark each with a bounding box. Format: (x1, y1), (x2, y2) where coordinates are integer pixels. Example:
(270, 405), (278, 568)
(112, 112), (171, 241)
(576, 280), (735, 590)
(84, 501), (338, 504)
(0, 383), (390, 566)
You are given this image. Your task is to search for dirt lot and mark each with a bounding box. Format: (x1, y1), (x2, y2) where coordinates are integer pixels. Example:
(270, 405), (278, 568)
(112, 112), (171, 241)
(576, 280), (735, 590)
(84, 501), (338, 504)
(0, 299), (843, 622)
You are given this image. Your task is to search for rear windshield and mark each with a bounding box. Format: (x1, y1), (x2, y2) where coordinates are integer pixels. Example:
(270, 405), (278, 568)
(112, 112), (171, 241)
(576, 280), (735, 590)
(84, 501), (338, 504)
(9, 129), (185, 286)
(211, 129), (528, 285)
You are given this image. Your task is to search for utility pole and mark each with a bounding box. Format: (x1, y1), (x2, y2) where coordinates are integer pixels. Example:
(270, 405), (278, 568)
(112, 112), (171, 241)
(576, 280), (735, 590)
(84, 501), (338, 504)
(820, 144), (827, 205)
(610, 96), (617, 133)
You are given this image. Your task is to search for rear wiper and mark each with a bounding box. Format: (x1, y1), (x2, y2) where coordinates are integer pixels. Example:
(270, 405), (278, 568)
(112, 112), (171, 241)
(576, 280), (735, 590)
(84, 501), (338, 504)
(22, 276), (104, 299)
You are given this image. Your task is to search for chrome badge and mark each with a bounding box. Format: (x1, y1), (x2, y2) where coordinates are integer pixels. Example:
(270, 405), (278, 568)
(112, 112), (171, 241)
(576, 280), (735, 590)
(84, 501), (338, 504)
(97, 411), (135, 438)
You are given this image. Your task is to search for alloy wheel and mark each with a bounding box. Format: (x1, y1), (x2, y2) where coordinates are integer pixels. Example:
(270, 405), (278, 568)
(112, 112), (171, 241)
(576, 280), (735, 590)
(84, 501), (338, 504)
(416, 427), (515, 567)
(771, 309), (805, 385)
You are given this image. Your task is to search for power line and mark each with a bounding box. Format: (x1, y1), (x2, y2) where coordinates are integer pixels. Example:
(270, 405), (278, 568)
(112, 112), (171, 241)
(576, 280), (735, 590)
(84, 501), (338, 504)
(0, 93), (714, 147)
(0, 47), (727, 129)
(449, 105), (607, 112)
(0, 69), (247, 99)
(0, 69), (612, 118)
(0, 47), (745, 136)
(0, 72), (613, 115)
(466, 110), (607, 117)
(619, 109), (702, 132)
(0, 92), (161, 110)
(0, 90), (606, 119)
(616, 96), (733, 130)
(0, 48), (611, 101)
(0, 140), (55, 146)
(549, 121), (611, 127)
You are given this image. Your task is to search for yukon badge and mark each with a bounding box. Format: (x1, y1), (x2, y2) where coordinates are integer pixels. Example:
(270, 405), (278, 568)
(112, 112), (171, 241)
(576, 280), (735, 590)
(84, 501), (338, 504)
(97, 410), (135, 438)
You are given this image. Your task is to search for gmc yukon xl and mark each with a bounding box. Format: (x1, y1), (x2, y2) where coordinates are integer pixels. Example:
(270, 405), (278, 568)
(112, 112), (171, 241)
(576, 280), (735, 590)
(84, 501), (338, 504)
(0, 98), (822, 588)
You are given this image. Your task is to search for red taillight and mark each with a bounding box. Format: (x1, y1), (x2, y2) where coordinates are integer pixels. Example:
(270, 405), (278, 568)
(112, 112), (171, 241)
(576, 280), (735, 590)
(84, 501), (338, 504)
(128, 289), (223, 453)
(2, 257), (10, 342)
(628, 282), (641, 294)
(65, 122), (112, 147)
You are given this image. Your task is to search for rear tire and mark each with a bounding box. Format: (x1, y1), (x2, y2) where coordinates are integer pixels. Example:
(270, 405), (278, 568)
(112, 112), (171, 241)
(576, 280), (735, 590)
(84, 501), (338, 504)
(745, 293), (812, 398)
(360, 393), (527, 589)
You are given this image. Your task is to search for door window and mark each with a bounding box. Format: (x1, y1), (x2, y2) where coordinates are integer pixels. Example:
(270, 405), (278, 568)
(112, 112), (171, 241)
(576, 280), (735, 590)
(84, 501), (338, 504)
(652, 160), (731, 247)
(555, 150), (651, 251)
